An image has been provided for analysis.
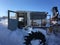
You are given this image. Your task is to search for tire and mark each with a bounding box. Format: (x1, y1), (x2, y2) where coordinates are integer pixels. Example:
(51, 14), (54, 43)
(24, 31), (46, 45)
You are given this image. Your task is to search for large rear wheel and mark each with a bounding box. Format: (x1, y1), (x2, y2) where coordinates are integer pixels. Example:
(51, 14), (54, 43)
(24, 31), (46, 45)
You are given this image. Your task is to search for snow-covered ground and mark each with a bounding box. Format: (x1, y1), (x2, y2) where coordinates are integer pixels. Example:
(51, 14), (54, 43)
(0, 19), (60, 45)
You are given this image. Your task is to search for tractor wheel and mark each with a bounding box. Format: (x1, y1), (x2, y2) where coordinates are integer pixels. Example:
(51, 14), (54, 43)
(24, 31), (46, 45)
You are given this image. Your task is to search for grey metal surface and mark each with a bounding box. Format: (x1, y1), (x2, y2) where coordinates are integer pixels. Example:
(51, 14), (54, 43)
(30, 12), (47, 20)
(58, 15), (60, 18)
(8, 19), (18, 30)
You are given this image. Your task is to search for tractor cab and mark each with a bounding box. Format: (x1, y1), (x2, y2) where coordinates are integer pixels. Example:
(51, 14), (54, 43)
(8, 10), (50, 30)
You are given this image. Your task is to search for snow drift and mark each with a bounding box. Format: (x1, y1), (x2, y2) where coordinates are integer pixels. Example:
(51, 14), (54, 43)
(0, 18), (60, 45)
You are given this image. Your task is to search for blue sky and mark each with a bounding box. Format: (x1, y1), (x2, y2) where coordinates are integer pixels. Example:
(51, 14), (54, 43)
(0, 0), (60, 17)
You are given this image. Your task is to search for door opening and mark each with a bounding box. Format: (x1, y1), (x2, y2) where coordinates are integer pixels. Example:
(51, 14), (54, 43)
(17, 12), (27, 29)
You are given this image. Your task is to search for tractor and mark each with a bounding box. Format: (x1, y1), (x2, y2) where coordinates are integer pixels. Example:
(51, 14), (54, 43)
(8, 10), (52, 45)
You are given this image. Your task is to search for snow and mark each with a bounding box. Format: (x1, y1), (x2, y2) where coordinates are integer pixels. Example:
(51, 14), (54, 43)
(47, 33), (60, 45)
(0, 19), (8, 26)
(31, 40), (41, 45)
(0, 19), (60, 45)
(0, 24), (26, 45)
(23, 27), (47, 36)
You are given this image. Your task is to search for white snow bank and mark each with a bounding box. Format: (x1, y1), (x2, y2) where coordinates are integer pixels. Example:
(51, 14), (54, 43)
(0, 19), (8, 26)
